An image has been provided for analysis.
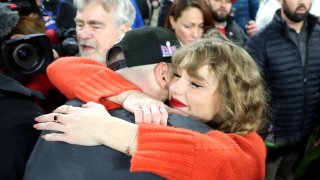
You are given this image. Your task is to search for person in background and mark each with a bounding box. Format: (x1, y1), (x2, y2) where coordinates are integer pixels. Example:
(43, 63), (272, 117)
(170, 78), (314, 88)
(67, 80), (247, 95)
(0, 73), (43, 180)
(310, 0), (320, 23)
(136, 0), (160, 25)
(74, 0), (135, 64)
(232, 0), (259, 36)
(130, 0), (145, 28)
(255, 0), (280, 29)
(0, 4), (43, 180)
(164, 0), (214, 45)
(34, 32), (269, 180)
(5, 0), (65, 113)
(39, 0), (77, 31)
(205, 0), (247, 46)
(256, 0), (319, 30)
(157, 0), (174, 27)
(245, 0), (320, 179)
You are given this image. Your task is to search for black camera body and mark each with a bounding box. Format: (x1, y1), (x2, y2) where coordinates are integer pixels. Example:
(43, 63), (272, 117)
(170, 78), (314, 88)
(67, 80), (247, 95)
(0, 34), (53, 79)
(56, 27), (79, 56)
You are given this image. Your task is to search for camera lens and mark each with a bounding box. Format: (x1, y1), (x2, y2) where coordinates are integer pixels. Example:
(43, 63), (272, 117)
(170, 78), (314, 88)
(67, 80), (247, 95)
(13, 43), (39, 69)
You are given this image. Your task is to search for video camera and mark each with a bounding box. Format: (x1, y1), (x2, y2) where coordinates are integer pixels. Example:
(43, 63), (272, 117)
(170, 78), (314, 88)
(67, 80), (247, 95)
(55, 27), (79, 56)
(0, 34), (53, 80)
(0, 1), (53, 79)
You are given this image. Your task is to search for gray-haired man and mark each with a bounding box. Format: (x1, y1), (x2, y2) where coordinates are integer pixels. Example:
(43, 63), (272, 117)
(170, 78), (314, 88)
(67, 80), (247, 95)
(74, 0), (135, 64)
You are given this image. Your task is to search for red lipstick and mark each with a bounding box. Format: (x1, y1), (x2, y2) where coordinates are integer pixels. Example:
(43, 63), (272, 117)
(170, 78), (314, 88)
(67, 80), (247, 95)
(169, 98), (187, 107)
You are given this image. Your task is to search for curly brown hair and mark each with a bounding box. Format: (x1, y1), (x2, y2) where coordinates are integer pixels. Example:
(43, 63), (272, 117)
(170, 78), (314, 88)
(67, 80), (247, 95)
(172, 30), (269, 134)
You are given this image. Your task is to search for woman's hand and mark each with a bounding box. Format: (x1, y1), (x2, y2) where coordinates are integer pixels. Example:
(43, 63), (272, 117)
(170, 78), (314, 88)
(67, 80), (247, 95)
(122, 91), (169, 125)
(34, 102), (110, 146)
(122, 92), (188, 125)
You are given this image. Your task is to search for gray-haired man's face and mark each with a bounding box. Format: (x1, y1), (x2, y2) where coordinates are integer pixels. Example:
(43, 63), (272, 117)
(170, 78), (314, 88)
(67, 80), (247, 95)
(75, 2), (126, 65)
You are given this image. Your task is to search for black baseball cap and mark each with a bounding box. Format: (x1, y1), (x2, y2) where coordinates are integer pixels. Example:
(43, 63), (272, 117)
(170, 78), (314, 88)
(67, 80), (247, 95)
(106, 26), (180, 70)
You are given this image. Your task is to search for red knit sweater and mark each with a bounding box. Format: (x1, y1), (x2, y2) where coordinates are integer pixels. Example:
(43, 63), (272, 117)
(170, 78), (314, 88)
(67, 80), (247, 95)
(47, 57), (266, 180)
(133, 124), (266, 180)
(46, 57), (141, 110)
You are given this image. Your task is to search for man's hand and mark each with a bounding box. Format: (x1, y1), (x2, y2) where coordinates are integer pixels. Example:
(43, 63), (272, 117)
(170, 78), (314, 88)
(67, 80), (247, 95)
(245, 20), (258, 37)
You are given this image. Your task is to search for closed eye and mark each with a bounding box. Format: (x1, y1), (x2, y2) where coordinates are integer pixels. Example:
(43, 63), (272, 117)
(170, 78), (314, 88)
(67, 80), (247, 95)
(191, 82), (202, 88)
(173, 73), (181, 78)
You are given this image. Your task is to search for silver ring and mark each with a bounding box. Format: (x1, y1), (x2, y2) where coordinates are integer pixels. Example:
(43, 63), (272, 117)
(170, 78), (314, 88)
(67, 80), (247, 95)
(135, 107), (143, 112)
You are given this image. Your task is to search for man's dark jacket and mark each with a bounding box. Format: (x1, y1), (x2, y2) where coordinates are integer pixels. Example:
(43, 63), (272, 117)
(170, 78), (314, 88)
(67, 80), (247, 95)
(245, 10), (320, 145)
(0, 73), (43, 180)
(23, 100), (212, 180)
(225, 17), (248, 46)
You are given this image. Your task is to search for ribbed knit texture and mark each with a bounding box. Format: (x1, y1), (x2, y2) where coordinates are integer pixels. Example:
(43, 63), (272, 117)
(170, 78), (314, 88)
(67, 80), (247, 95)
(47, 57), (141, 110)
(131, 124), (266, 180)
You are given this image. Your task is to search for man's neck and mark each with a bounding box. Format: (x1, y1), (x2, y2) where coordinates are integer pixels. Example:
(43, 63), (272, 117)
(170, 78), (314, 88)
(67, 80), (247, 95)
(117, 67), (164, 102)
(281, 12), (305, 32)
(213, 21), (227, 28)
(287, 20), (304, 33)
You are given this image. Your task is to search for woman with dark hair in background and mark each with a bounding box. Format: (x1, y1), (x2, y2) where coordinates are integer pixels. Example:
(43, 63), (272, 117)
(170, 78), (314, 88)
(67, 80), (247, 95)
(164, 0), (214, 44)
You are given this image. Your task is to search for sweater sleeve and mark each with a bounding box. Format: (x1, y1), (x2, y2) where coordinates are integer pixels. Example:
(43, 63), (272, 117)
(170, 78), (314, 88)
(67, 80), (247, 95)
(131, 124), (266, 180)
(47, 57), (141, 109)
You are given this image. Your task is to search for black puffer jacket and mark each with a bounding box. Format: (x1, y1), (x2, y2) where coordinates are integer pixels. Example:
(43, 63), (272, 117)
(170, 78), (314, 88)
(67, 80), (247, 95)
(245, 10), (320, 144)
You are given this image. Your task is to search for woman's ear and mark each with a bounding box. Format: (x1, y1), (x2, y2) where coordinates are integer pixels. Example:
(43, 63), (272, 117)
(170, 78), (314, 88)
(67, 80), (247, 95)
(169, 16), (176, 30)
(154, 62), (170, 89)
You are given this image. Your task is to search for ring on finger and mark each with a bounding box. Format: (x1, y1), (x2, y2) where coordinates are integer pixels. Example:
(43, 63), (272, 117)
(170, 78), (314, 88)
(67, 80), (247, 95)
(54, 115), (59, 123)
(66, 105), (71, 114)
(135, 107), (143, 112)
(63, 105), (73, 114)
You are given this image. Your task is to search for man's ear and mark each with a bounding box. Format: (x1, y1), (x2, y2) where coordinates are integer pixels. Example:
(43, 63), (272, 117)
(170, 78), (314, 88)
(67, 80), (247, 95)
(155, 62), (170, 89)
(119, 23), (131, 35)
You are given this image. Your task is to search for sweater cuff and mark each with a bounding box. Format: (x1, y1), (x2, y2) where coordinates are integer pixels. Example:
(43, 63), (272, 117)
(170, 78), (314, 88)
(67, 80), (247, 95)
(130, 124), (195, 179)
(76, 68), (141, 103)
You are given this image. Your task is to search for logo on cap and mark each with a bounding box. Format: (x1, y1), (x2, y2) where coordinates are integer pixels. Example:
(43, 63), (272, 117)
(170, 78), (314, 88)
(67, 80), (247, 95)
(161, 41), (177, 57)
